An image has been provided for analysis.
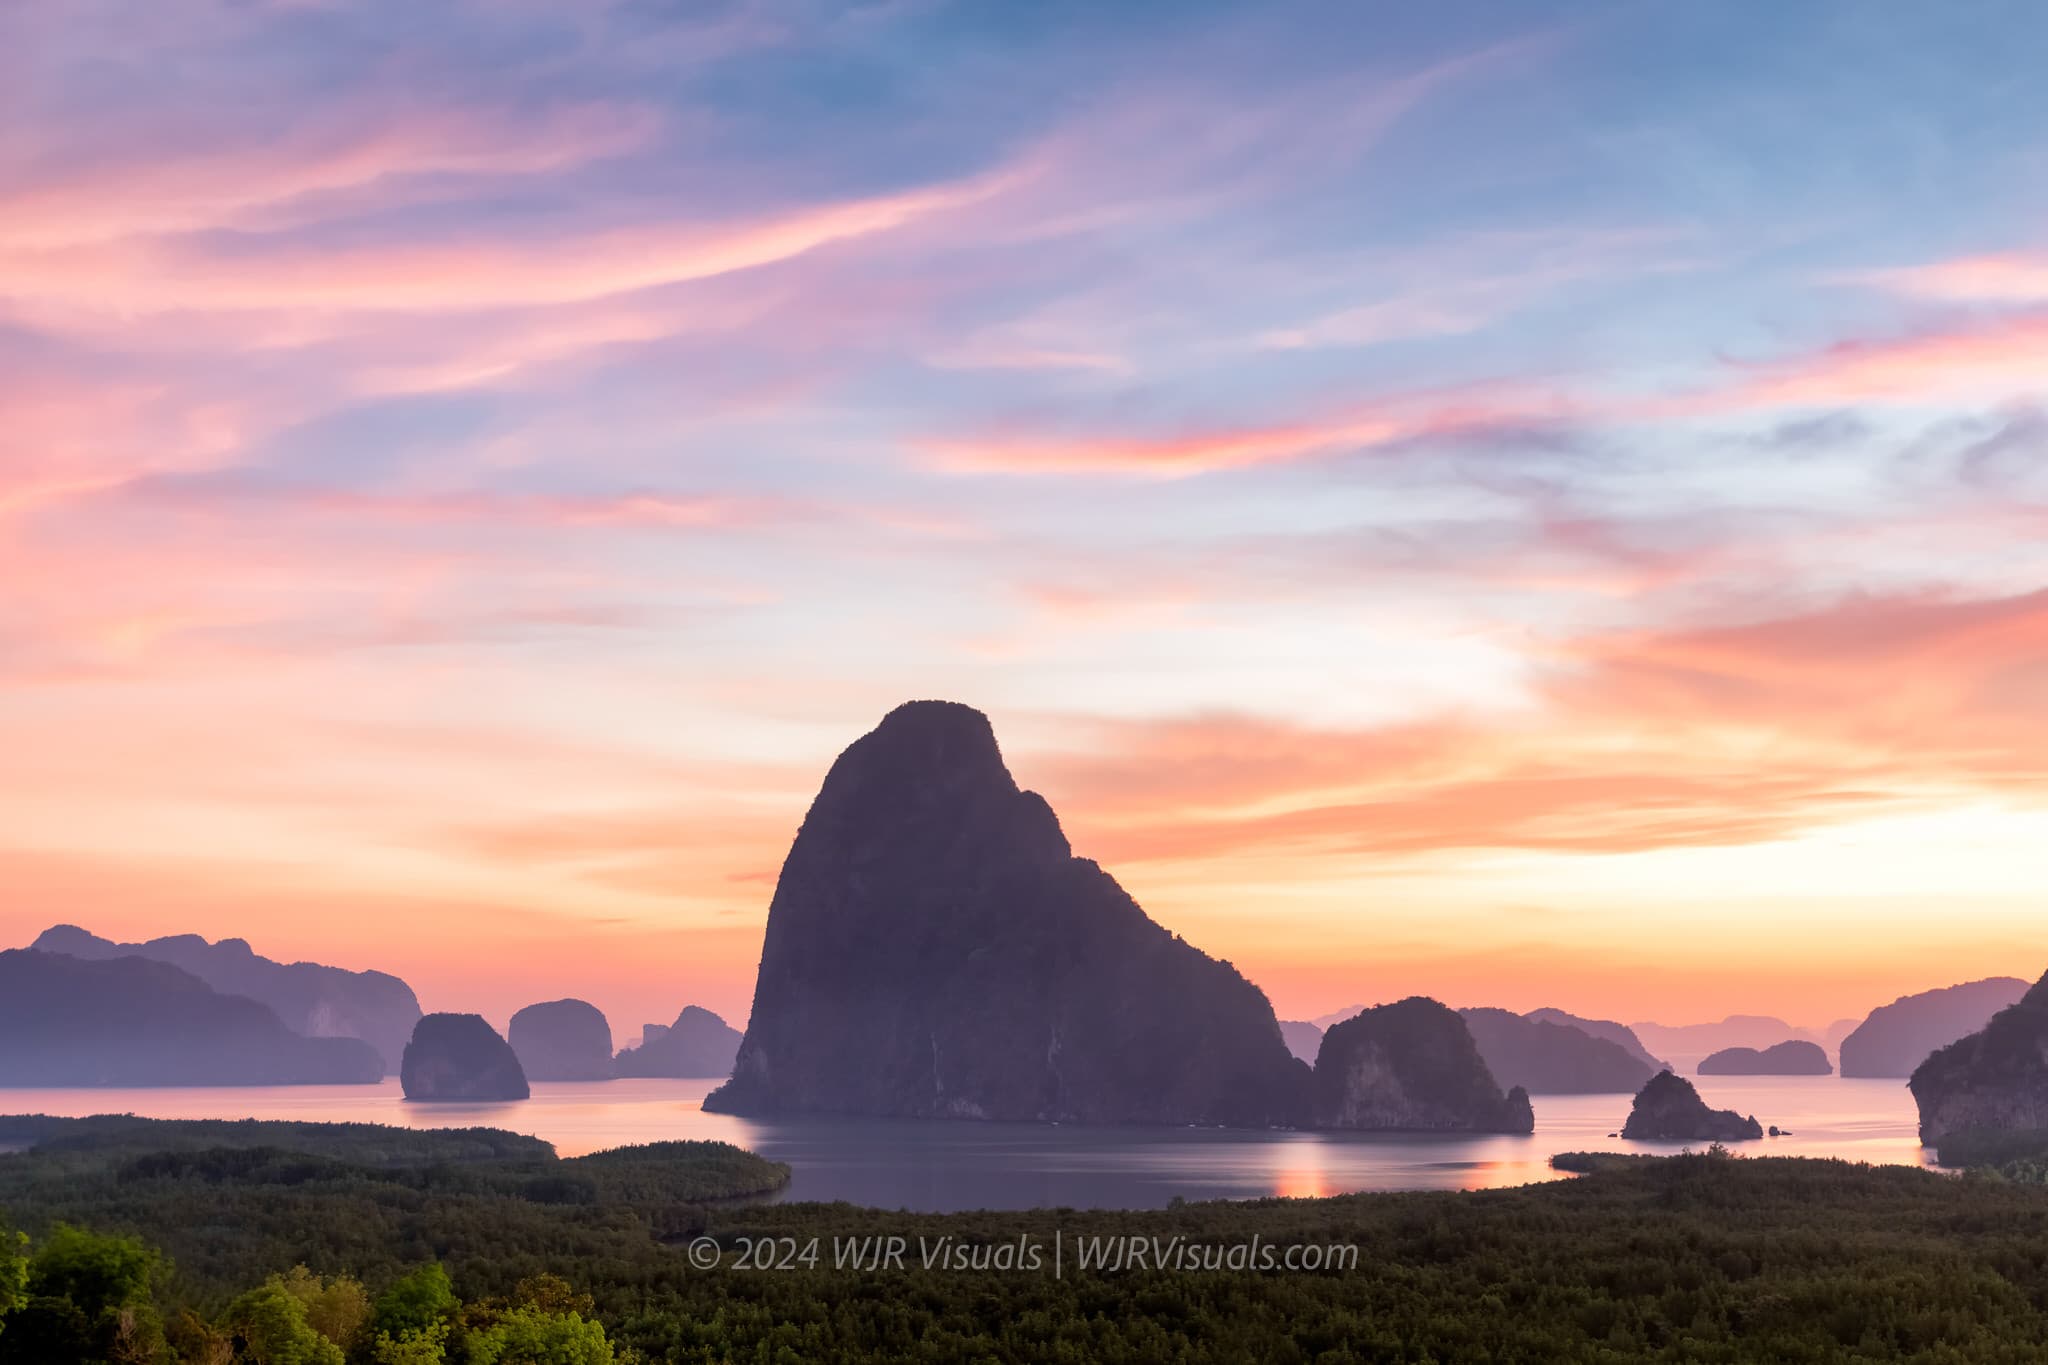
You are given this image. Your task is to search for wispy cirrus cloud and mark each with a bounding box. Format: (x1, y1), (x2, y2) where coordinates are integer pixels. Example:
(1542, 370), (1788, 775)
(0, 101), (661, 250)
(2, 165), (1023, 317)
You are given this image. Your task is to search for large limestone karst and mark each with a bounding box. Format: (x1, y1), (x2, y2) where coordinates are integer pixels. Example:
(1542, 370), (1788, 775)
(1620, 1071), (1764, 1141)
(0, 949), (383, 1086)
(1459, 1007), (1658, 1094)
(1841, 977), (2031, 1079)
(507, 999), (614, 1081)
(400, 1013), (530, 1101)
(704, 701), (1310, 1125)
(1910, 970), (2048, 1143)
(32, 924), (421, 1074)
(613, 1006), (743, 1078)
(1312, 998), (1534, 1132)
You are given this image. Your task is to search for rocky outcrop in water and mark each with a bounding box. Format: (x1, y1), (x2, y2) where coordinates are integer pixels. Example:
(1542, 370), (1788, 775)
(1460, 1007), (1659, 1094)
(400, 1013), (530, 1101)
(1910, 970), (2048, 1143)
(1698, 1040), (1832, 1075)
(1620, 1071), (1763, 1141)
(507, 999), (614, 1081)
(1312, 998), (1534, 1132)
(32, 924), (421, 1074)
(0, 949), (383, 1086)
(613, 1006), (743, 1078)
(1841, 977), (2030, 1078)
(705, 701), (1309, 1125)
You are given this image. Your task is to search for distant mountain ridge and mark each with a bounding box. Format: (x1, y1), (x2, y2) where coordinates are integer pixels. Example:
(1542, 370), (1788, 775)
(1841, 977), (2030, 1078)
(32, 924), (421, 1073)
(1523, 1008), (1668, 1073)
(1627, 1015), (1821, 1073)
(0, 948), (384, 1087)
(1910, 968), (2048, 1143)
(1460, 1007), (1658, 1094)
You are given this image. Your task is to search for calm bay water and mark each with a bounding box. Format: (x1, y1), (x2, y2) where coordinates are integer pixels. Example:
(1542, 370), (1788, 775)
(0, 1075), (1935, 1211)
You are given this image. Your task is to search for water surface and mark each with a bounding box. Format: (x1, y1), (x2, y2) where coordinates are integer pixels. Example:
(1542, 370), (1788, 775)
(0, 1075), (1934, 1211)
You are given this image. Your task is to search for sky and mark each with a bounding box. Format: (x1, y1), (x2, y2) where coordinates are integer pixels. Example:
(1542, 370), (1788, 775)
(4, 0), (2048, 1038)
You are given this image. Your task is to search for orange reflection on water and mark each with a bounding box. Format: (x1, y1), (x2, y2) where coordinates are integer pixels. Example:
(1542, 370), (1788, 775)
(1272, 1137), (1330, 1199)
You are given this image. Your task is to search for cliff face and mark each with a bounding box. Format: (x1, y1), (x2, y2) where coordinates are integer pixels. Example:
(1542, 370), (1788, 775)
(1620, 1071), (1763, 1141)
(613, 1006), (743, 1078)
(704, 701), (1309, 1125)
(1460, 1007), (1658, 1094)
(400, 1014), (530, 1101)
(1698, 1040), (1832, 1075)
(32, 924), (421, 1074)
(1841, 977), (2030, 1079)
(507, 999), (614, 1081)
(1312, 998), (1534, 1132)
(0, 949), (383, 1086)
(1910, 971), (2048, 1143)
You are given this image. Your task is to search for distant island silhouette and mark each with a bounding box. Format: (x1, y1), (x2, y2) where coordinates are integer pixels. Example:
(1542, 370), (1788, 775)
(508, 998), (614, 1081)
(32, 923), (420, 1074)
(1699, 1040), (1832, 1076)
(0, 948), (383, 1087)
(401, 1013), (530, 1101)
(614, 1006), (743, 1078)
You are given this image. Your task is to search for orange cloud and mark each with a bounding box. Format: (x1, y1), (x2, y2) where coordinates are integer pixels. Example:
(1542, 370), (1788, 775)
(1025, 586), (2048, 867)
(1702, 312), (2048, 412)
(919, 384), (1571, 475)
(918, 304), (2048, 478)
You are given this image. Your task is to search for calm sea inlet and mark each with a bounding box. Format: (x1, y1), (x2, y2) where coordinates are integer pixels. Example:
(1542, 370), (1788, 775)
(0, 1075), (1932, 1211)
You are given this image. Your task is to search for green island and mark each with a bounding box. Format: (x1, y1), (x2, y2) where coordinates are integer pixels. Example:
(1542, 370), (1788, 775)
(8, 1117), (2048, 1361)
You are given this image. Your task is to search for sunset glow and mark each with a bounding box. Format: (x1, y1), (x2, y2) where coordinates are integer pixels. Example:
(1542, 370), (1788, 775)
(5, 1), (2047, 1035)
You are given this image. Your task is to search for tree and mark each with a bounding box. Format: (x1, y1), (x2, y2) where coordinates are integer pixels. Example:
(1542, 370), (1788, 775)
(276, 1265), (369, 1351)
(20, 1223), (164, 1363)
(222, 1279), (345, 1365)
(465, 1306), (614, 1365)
(369, 1321), (449, 1365)
(371, 1263), (459, 1342)
(0, 1217), (23, 1337)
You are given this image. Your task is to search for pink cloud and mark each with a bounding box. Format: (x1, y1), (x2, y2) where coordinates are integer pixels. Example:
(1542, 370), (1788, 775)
(0, 102), (660, 250)
(919, 383), (1573, 476)
(1855, 253), (2048, 304)
(1, 163), (1022, 316)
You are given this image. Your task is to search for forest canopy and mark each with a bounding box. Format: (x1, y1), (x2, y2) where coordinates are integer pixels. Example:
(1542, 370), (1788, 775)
(8, 1117), (2048, 1361)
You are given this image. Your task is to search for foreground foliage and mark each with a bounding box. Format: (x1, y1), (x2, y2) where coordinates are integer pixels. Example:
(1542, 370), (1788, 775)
(6, 1117), (2048, 1360)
